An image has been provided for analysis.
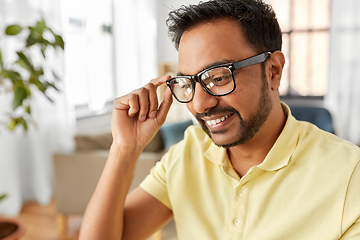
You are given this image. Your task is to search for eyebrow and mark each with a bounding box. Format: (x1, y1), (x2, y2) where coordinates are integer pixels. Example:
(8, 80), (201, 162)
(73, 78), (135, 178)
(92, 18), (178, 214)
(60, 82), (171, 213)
(177, 59), (235, 76)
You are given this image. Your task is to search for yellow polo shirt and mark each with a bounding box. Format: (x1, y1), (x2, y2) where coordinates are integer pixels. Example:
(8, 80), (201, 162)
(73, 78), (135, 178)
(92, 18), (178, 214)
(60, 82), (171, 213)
(140, 104), (360, 240)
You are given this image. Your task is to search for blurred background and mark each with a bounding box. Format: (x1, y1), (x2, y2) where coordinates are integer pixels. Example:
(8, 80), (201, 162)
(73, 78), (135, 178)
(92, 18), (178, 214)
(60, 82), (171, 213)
(0, 0), (359, 239)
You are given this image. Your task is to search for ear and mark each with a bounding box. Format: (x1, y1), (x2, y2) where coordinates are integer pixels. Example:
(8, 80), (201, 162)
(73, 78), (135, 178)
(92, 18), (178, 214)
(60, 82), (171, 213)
(267, 51), (285, 91)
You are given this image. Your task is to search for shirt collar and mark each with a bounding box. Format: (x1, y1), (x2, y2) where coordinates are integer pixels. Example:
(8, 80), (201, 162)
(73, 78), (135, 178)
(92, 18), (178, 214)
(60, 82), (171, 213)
(204, 103), (298, 171)
(204, 141), (227, 165)
(257, 103), (298, 171)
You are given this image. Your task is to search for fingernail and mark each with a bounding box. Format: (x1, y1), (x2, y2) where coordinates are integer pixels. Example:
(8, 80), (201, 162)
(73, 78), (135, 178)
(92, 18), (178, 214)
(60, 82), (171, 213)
(139, 115), (146, 122)
(149, 111), (157, 118)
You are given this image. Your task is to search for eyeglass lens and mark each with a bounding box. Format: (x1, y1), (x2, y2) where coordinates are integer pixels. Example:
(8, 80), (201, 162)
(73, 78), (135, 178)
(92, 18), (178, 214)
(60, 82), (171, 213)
(169, 67), (234, 102)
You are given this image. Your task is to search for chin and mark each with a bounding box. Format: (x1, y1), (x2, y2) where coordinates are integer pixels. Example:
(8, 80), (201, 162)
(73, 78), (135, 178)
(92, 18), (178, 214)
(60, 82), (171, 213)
(209, 131), (250, 149)
(213, 137), (249, 149)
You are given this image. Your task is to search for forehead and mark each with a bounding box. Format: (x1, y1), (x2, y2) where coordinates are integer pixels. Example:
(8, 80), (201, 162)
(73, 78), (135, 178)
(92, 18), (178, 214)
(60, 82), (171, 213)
(178, 19), (256, 76)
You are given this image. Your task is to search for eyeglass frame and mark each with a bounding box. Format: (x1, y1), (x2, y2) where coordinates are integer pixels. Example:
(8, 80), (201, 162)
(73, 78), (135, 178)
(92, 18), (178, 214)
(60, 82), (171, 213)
(166, 51), (272, 103)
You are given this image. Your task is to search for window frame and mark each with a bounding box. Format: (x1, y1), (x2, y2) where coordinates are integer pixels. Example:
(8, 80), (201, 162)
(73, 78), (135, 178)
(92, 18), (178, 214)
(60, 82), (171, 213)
(276, 0), (331, 100)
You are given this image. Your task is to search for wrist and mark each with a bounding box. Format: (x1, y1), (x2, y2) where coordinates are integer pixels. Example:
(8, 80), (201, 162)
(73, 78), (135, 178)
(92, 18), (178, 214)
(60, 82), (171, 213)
(109, 142), (143, 159)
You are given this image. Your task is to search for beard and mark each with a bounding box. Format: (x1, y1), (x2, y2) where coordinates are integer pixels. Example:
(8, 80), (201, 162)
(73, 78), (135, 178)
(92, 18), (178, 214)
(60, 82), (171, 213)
(196, 73), (273, 148)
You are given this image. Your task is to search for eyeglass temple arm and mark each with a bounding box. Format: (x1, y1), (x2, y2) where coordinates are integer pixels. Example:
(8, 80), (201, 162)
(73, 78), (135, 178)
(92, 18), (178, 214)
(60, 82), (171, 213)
(233, 52), (271, 69)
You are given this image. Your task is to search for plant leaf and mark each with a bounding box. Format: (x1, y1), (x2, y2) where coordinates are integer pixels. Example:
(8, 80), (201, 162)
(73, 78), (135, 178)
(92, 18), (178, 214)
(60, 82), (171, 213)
(7, 119), (17, 131)
(36, 20), (47, 32)
(28, 20), (46, 36)
(0, 49), (3, 70)
(50, 82), (60, 91)
(13, 87), (28, 110)
(44, 93), (54, 103)
(5, 24), (23, 35)
(26, 34), (38, 47)
(44, 81), (59, 91)
(40, 37), (51, 46)
(7, 117), (28, 131)
(29, 69), (44, 85)
(33, 78), (46, 92)
(18, 117), (28, 130)
(55, 35), (65, 50)
(0, 194), (7, 202)
(16, 52), (34, 72)
(41, 45), (46, 58)
(52, 70), (60, 81)
(25, 105), (31, 114)
(3, 70), (23, 86)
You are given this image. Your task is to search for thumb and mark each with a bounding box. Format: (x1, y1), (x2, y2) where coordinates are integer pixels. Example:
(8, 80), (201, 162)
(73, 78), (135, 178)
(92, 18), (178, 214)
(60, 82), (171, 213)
(156, 86), (173, 124)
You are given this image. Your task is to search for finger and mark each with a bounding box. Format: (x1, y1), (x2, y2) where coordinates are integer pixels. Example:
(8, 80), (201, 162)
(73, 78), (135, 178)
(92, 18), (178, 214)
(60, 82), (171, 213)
(148, 75), (171, 118)
(150, 75), (171, 88)
(137, 88), (150, 121)
(113, 97), (130, 111)
(156, 86), (173, 124)
(128, 94), (140, 117)
(145, 83), (159, 119)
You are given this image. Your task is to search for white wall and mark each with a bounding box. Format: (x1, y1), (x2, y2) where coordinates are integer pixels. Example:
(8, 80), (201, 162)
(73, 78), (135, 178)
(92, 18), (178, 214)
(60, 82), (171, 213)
(75, 1), (200, 133)
(154, 0), (202, 123)
(157, 0), (201, 62)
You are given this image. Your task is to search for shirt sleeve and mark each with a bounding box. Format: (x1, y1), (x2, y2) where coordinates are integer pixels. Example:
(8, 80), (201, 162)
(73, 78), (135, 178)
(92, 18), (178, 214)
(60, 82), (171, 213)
(339, 217), (360, 239)
(340, 160), (360, 238)
(140, 152), (172, 210)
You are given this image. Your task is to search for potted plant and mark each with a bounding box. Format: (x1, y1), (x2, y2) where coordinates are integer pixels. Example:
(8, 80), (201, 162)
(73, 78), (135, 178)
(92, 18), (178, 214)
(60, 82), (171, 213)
(0, 194), (25, 240)
(0, 19), (65, 239)
(0, 19), (64, 131)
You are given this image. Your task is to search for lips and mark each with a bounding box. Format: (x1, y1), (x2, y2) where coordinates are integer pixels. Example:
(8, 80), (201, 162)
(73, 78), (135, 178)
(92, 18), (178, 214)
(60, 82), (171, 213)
(205, 115), (230, 126)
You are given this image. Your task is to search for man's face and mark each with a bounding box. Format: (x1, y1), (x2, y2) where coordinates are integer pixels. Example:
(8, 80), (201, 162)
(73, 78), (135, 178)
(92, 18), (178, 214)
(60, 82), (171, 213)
(178, 19), (273, 148)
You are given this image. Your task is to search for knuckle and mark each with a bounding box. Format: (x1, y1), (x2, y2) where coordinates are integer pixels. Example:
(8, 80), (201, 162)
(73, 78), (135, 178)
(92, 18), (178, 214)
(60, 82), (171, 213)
(145, 82), (156, 91)
(138, 87), (148, 96)
(150, 77), (159, 84)
(113, 97), (120, 106)
(129, 93), (138, 102)
(113, 96), (128, 109)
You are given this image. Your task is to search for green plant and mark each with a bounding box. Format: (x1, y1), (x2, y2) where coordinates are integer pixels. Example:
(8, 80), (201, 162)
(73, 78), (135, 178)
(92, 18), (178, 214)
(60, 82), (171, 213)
(0, 20), (64, 131)
(0, 194), (6, 202)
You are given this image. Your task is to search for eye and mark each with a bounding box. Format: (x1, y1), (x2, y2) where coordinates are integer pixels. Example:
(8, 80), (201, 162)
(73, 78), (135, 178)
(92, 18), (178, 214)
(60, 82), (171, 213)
(202, 67), (232, 86)
(208, 73), (231, 87)
(177, 78), (192, 89)
(181, 83), (192, 89)
(213, 74), (231, 83)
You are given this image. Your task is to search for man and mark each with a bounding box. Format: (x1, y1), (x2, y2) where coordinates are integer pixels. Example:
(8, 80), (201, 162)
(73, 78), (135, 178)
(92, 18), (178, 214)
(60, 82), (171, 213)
(80, 0), (360, 239)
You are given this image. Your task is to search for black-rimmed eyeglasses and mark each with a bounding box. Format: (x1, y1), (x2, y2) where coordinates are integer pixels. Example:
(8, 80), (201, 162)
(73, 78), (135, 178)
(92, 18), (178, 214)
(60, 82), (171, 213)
(166, 52), (271, 103)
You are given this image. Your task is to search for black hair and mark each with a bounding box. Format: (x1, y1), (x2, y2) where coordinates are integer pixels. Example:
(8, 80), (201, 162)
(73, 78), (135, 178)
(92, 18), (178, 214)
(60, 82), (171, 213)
(166, 0), (282, 53)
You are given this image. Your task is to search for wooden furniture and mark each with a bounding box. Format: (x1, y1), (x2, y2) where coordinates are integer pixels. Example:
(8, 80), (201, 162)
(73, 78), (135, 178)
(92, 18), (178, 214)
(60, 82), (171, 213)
(53, 132), (165, 239)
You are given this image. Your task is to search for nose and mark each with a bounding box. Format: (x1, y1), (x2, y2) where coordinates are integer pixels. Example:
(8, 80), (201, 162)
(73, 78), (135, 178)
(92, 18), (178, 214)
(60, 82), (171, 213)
(190, 82), (218, 113)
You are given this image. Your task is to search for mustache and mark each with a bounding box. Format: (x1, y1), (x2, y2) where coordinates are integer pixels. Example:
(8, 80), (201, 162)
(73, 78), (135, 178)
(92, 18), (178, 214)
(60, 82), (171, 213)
(195, 106), (240, 120)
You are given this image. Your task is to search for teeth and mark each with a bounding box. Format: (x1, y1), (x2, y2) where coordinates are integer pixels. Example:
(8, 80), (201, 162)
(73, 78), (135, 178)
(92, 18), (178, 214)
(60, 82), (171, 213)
(206, 115), (229, 126)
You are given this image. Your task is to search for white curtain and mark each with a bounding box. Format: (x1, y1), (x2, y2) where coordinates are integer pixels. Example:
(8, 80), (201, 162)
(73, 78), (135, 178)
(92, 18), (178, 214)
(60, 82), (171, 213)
(325, 0), (360, 145)
(113, 0), (158, 96)
(0, 0), (75, 216)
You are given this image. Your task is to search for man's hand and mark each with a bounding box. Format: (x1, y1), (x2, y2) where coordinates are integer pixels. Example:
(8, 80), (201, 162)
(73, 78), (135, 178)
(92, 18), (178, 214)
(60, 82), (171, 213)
(111, 75), (173, 151)
(80, 75), (174, 240)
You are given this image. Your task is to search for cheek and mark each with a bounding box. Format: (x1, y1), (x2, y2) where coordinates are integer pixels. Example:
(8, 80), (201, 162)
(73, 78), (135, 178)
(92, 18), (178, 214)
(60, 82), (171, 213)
(232, 82), (258, 107)
(186, 102), (196, 116)
(235, 69), (267, 98)
(228, 80), (264, 117)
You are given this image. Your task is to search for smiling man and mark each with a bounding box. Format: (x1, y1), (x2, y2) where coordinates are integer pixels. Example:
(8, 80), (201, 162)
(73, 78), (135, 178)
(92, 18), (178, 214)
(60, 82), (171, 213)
(177, 19), (279, 149)
(80, 1), (360, 239)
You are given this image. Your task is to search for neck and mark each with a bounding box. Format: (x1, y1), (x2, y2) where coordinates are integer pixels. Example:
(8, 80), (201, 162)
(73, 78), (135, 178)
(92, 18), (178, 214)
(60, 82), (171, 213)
(227, 102), (286, 177)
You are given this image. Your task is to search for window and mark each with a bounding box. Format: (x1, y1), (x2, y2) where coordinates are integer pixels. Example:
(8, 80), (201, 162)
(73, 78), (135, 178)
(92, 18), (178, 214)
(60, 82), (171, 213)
(268, 0), (331, 97)
(61, 0), (115, 117)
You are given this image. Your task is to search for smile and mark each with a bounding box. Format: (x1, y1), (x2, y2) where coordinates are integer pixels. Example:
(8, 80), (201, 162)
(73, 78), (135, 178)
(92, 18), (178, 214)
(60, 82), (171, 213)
(206, 115), (230, 126)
